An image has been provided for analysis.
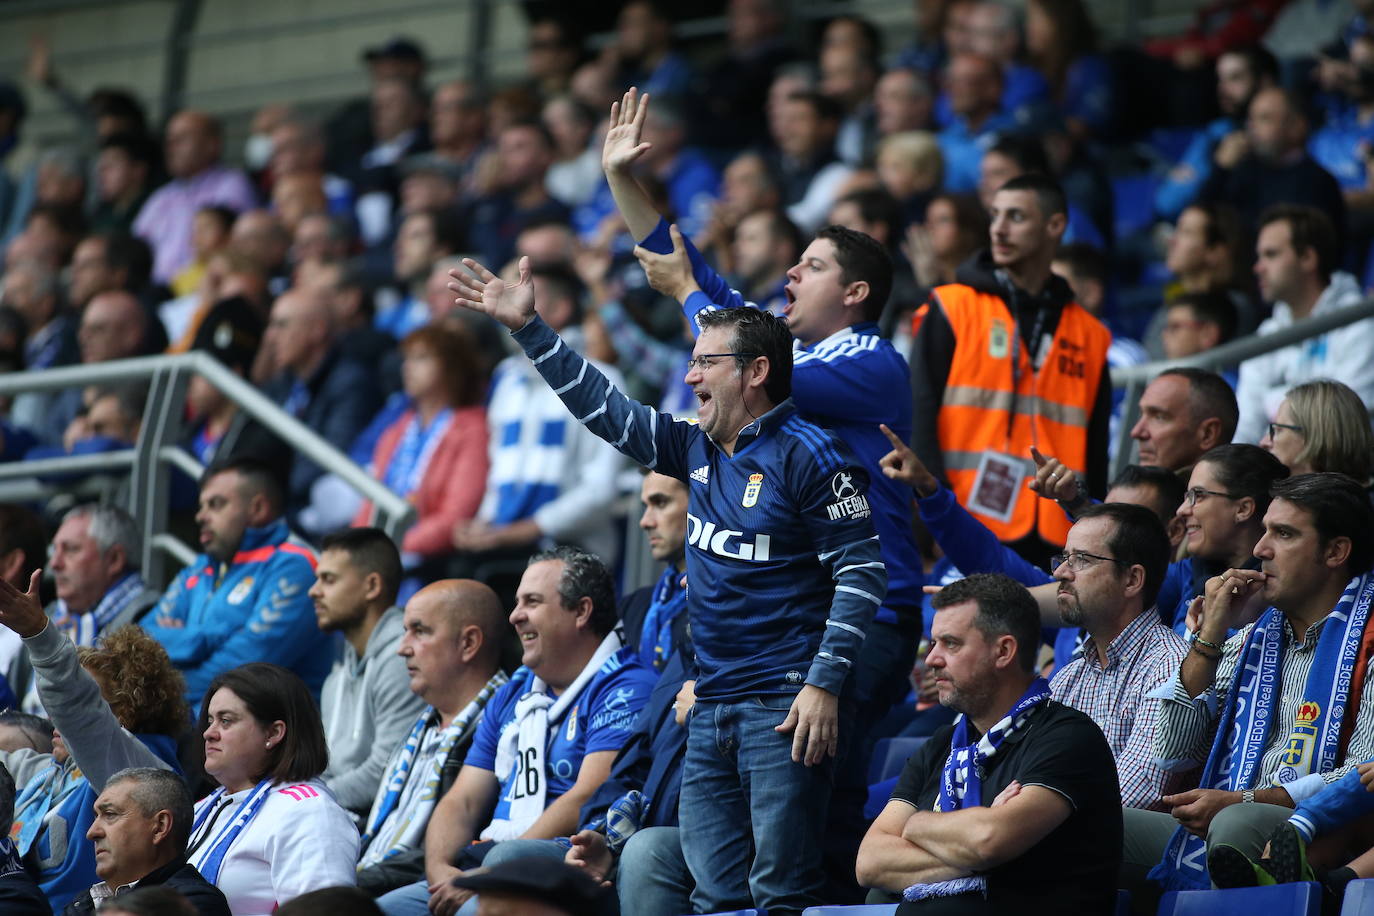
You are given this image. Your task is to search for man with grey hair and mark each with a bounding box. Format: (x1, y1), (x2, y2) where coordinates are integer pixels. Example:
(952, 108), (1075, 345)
(0, 761), (50, 914)
(1, 258), (74, 371)
(12, 504), (158, 713)
(65, 766), (230, 915)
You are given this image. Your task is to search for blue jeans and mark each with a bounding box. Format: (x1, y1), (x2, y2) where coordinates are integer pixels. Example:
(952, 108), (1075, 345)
(679, 695), (834, 915)
(379, 839), (571, 916)
(1291, 766), (1374, 841)
(376, 878), (429, 916)
(618, 826), (692, 916)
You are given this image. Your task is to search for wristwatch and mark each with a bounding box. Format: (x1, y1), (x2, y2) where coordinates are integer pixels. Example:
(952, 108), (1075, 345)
(1241, 789), (1255, 804)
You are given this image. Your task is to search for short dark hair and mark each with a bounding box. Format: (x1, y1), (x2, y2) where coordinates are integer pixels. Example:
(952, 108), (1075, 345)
(988, 132), (1053, 177)
(0, 710), (52, 754)
(319, 527), (403, 607)
(833, 188), (902, 250)
(815, 224), (893, 321)
(931, 573), (1041, 673)
(695, 306), (794, 404)
(277, 887), (383, 916)
(1054, 242), (1108, 286)
(105, 767), (195, 853)
(1269, 472), (1374, 574)
(0, 504), (46, 583)
(201, 456), (284, 517)
(1259, 204), (1339, 283)
(997, 172), (1067, 218)
(408, 207), (465, 255)
(1198, 443), (1290, 518)
(787, 90), (844, 123)
(89, 90), (149, 134)
(1110, 464), (1187, 526)
(195, 204), (237, 235)
(100, 130), (158, 168)
(503, 117), (556, 151)
(744, 208), (804, 260)
(531, 263), (585, 323)
(97, 231), (155, 291)
(1075, 502), (1172, 609)
(201, 664), (329, 785)
(1222, 44), (1280, 86)
(1156, 367), (1240, 443)
(27, 202), (86, 241)
(823, 14), (883, 57)
(528, 546), (618, 637)
(1168, 290), (1238, 343)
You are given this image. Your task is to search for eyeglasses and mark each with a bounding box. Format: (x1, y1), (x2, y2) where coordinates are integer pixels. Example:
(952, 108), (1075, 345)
(686, 352), (756, 372)
(1268, 422), (1305, 440)
(1183, 486), (1240, 506)
(1051, 551), (1128, 572)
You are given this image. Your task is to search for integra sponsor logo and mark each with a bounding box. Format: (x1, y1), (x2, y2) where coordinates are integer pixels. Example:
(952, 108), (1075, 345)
(686, 513), (772, 561)
(827, 470), (871, 520)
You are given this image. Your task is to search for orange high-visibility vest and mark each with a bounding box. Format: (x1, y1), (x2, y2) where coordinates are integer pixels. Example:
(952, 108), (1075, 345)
(930, 284), (1111, 546)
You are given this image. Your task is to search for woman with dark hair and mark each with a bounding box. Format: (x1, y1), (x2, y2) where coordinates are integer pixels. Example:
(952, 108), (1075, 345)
(1157, 443), (1290, 633)
(1024, 0), (1116, 139)
(353, 322), (489, 562)
(188, 664), (357, 915)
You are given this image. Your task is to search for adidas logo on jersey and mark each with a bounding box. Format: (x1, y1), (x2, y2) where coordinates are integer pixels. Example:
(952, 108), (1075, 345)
(690, 466), (710, 484)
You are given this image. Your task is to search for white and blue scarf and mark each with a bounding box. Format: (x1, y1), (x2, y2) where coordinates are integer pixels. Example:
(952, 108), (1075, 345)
(51, 573), (147, 647)
(1150, 572), (1374, 891)
(381, 408), (453, 498)
(903, 676), (1053, 903)
(359, 671), (508, 867)
(188, 780), (274, 885)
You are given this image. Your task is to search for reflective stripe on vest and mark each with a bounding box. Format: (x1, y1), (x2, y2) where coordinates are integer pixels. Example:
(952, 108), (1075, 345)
(933, 284), (1111, 545)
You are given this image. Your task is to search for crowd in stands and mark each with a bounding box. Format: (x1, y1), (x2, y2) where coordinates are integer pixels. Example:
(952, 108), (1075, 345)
(4, 0), (1374, 913)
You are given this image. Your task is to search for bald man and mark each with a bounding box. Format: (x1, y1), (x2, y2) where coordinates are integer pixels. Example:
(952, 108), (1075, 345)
(133, 110), (257, 284)
(262, 287), (380, 511)
(79, 290), (148, 364)
(356, 579), (511, 897)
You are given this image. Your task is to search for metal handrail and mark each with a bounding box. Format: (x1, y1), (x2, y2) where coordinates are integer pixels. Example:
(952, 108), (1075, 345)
(0, 352), (414, 584)
(1108, 297), (1374, 477)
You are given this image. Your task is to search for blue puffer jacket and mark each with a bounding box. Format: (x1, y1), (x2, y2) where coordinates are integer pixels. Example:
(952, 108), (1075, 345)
(143, 518), (334, 705)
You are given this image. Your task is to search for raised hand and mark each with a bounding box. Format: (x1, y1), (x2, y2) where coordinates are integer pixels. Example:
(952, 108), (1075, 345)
(603, 87), (653, 176)
(878, 424), (939, 498)
(447, 256), (536, 331)
(1028, 447), (1084, 507)
(0, 569), (48, 638)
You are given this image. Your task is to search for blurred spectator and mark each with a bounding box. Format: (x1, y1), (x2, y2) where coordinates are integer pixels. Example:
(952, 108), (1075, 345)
(181, 299), (275, 468)
(355, 78), (431, 247)
(695, 151), (781, 267)
(133, 111), (256, 285)
(169, 205), (233, 299)
(1054, 241), (1148, 362)
(1235, 204), (1374, 442)
(937, 54), (1014, 192)
(727, 208), (802, 314)
(354, 324), (490, 563)
(1144, 0), (1285, 69)
(1311, 34), (1374, 255)
(465, 121), (570, 270)
(820, 42), (880, 166)
(2, 259), (74, 370)
(271, 173), (328, 239)
(1155, 47), (1279, 221)
(242, 103), (292, 187)
(544, 95), (602, 208)
(770, 91), (853, 233)
(1160, 290), (1239, 359)
(290, 213), (352, 267)
(428, 81), (489, 197)
(694, 0), (795, 153)
(261, 288), (381, 513)
(874, 68), (935, 139)
(141, 458), (332, 705)
(269, 116), (355, 218)
(0, 81), (26, 241)
(23, 204), (86, 267)
(606, 0), (695, 98)
(421, 258), (509, 380)
(826, 188), (923, 333)
(634, 97), (719, 240)
(325, 37), (428, 180)
(906, 191), (991, 291)
(164, 249), (269, 355)
(0, 759), (47, 914)
(876, 131), (944, 228)
(229, 209), (291, 294)
(10, 147), (87, 246)
(1259, 379), (1374, 483)
(948, 1), (1051, 122)
(310, 528), (426, 822)
(895, 0), (952, 75)
(526, 16), (585, 100)
(978, 133), (1105, 247)
(375, 207), (464, 339)
(450, 266), (626, 573)
(1200, 87), (1348, 252)
(303, 260), (395, 378)
(1025, 0), (1114, 139)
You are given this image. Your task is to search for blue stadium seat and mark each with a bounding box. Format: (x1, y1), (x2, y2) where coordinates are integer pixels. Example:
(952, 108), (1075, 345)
(1158, 883), (1322, 916)
(695, 911), (766, 916)
(868, 737), (927, 785)
(802, 906), (898, 914)
(1117, 889), (1131, 916)
(1111, 173), (1162, 241)
(1344, 879), (1374, 914)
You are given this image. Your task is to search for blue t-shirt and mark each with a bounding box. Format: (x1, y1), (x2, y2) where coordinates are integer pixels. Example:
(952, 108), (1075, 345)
(465, 647), (656, 822)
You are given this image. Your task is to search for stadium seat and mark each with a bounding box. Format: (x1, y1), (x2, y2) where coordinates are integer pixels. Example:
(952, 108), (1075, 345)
(1111, 173), (1162, 241)
(868, 737), (927, 785)
(801, 906), (898, 914)
(1158, 882), (1322, 916)
(1117, 889), (1131, 916)
(1344, 879), (1374, 914)
(695, 911), (767, 916)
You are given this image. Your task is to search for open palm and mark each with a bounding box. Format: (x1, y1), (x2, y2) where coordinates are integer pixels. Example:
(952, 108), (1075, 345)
(603, 87), (652, 174)
(447, 257), (536, 331)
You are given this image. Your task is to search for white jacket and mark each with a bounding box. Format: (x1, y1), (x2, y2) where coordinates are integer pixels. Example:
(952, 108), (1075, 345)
(1234, 271), (1374, 443)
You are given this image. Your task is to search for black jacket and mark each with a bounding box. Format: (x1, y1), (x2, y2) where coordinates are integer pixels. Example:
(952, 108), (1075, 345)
(62, 859), (230, 916)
